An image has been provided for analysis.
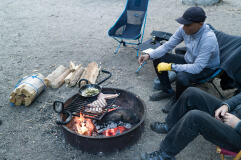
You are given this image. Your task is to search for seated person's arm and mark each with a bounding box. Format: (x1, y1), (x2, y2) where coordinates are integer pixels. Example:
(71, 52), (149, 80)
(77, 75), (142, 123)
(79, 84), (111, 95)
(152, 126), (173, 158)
(223, 92), (241, 111)
(149, 26), (184, 59)
(172, 35), (217, 74)
(215, 92), (241, 134)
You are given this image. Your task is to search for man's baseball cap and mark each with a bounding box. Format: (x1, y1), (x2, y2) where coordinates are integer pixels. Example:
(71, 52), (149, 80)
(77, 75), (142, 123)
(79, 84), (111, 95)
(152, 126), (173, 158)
(176, 7), (206, 25)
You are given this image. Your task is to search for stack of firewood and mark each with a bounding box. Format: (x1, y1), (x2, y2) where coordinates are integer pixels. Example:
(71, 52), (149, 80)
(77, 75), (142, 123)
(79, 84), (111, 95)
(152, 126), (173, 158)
(9, 74), (46, 106)
(9, 61), (100, 106)
(44, 61), (100, 88)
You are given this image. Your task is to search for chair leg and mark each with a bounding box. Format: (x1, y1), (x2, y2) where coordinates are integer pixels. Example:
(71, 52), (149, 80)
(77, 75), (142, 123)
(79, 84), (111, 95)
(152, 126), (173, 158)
(210, 81), (225, 99)
(136, 48), (139, 58)
(220, 154), (224, 160)
(114, 42), (121, 54)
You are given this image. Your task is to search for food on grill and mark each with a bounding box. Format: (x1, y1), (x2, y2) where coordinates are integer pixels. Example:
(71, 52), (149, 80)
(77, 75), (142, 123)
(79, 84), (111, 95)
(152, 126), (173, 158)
(85, 107), (103, 113)
(87, 98), (107, 108)
(84, 93), (119, 113)
(82, 88), (100, 96)
(98, 93), (119, 99)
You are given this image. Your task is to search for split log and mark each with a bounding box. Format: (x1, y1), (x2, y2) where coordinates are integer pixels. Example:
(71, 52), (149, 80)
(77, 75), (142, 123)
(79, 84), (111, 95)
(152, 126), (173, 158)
(64, 72), (74, 84)
(51, 69), (71, 88)
(64, 64), (81, 84)
(79, 62), (100, 87)
(44, 65), (66, 87)
(69, 61), (76, 72)
(69, 66), (85, 87)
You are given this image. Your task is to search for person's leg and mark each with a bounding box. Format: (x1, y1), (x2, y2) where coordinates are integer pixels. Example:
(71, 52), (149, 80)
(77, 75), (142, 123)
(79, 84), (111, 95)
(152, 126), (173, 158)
(175, 68), (216, 98)
(151, 87), (222, 133)
(153, 53), (186, 90)
(160, 110), (241, 156)
(151, 53), (186, 101)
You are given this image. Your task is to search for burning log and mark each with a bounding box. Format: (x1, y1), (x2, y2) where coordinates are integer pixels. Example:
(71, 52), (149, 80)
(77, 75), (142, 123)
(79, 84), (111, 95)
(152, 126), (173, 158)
(102, 126), (127, 136)
(66, 113), (95, 136)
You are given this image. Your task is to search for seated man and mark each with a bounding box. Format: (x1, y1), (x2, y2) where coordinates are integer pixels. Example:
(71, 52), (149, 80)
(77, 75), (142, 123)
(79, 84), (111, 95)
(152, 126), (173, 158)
(141, 87), (241, 160)
(138, 7), (220, 111)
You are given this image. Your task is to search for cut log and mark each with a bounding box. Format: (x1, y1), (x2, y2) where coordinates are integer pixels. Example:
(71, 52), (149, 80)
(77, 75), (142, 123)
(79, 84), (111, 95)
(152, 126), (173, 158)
(24, 96), (32, 106)
(9, 95), (16, 104)
(64, 64), (82, 84)
(44, 65), (66, 87)
(9, 73), (46, 106)
(51, 69), (71, 88)
(64, 72), (74, 84)
(79, 62), (100, 87)
(69, 66), (85, 87)
(15, 95), (25, 106)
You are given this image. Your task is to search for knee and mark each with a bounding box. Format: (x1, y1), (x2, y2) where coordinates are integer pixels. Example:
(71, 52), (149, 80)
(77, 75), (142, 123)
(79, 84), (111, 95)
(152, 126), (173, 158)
(185, 110), (203, 121)
(183, 87), (202, 96)
(153, 59), (160, 67)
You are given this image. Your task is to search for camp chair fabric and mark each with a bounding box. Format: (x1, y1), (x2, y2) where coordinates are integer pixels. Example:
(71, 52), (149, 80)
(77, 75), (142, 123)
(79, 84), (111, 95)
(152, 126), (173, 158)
(208, 24), (241, 88)
(194, 24), (241, 98)
(108, 0), (149, 56)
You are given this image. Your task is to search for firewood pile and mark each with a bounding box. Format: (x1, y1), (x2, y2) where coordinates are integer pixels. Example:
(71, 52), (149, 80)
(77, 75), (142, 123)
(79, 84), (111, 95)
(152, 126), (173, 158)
(9, 61), (100, 106)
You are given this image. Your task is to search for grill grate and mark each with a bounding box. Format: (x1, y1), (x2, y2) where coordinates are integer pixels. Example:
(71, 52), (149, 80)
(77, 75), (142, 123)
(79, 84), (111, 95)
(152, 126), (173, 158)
(64, 92), (119, 120)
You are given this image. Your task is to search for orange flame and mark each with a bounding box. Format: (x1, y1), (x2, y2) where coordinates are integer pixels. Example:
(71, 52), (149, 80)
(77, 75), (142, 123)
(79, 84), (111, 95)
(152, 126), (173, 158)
(66, 113), (95, 136)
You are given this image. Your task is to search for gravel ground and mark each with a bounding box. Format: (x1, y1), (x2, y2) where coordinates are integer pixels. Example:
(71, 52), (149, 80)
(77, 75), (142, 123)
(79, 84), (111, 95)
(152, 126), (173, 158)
(0, 0), (240, 159)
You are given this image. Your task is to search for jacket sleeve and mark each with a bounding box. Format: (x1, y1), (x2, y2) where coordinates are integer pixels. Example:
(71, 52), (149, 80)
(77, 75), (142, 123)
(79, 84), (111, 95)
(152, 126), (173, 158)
(172, 35), (216, 74)
(235, 120), (241, 135)
(149, 26), (183, 59)
(223, 92), (241, 111)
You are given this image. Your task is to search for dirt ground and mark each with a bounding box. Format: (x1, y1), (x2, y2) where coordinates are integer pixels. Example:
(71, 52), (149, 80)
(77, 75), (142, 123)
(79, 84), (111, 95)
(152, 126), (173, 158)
(1, 0), (241, 159)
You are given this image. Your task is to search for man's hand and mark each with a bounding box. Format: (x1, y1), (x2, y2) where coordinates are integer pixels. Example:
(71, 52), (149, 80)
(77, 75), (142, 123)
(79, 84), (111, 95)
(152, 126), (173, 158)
(157, 62), (172, 72)
(215, 104), (229, 121)
(223, 113), (240, 128)
(138, 54), (150, 65)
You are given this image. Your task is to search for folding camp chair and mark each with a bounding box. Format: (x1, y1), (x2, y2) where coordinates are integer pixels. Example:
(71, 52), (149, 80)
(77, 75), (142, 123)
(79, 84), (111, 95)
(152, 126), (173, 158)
(196, 68), (224, 99)
(108, 0), (149, 57)
(217, 147), (241, 160)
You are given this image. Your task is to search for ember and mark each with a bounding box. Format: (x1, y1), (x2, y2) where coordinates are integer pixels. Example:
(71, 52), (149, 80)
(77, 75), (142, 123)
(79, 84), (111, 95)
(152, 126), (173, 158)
(102, 126), (127, 136)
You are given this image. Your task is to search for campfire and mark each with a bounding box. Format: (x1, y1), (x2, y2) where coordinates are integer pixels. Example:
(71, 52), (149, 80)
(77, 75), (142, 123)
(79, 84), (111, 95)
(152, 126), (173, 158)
(55, 88), (146, 153)
(66, 111), (131, 137)
(64, 92), (134, 137)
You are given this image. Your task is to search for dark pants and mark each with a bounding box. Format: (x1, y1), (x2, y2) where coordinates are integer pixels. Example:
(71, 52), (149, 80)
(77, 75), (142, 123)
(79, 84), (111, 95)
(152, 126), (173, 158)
(153, 53), (215, 98)
(160, 87), (241, 156)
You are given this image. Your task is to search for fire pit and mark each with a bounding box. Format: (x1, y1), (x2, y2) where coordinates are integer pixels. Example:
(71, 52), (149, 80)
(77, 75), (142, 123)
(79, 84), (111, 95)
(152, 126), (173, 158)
(54, 88), (146, 153)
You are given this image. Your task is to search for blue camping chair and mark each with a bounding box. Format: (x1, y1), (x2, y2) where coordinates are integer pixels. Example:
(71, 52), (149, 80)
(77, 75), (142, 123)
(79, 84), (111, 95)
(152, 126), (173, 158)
(108, 0), (149, 57)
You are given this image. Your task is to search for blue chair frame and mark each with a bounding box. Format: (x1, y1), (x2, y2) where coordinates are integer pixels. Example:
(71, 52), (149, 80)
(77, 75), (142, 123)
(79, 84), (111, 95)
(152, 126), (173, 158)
(196, 68), (224, 99)
(108, 0), (149, 57)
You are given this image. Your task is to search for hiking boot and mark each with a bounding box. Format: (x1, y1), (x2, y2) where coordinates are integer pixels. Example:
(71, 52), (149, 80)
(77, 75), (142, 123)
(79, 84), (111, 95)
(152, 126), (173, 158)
(150, 122), (169, 134)
(140, 150), (176, 160)
(149, 89), (175, 101)
(162, 96), (176, 113)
